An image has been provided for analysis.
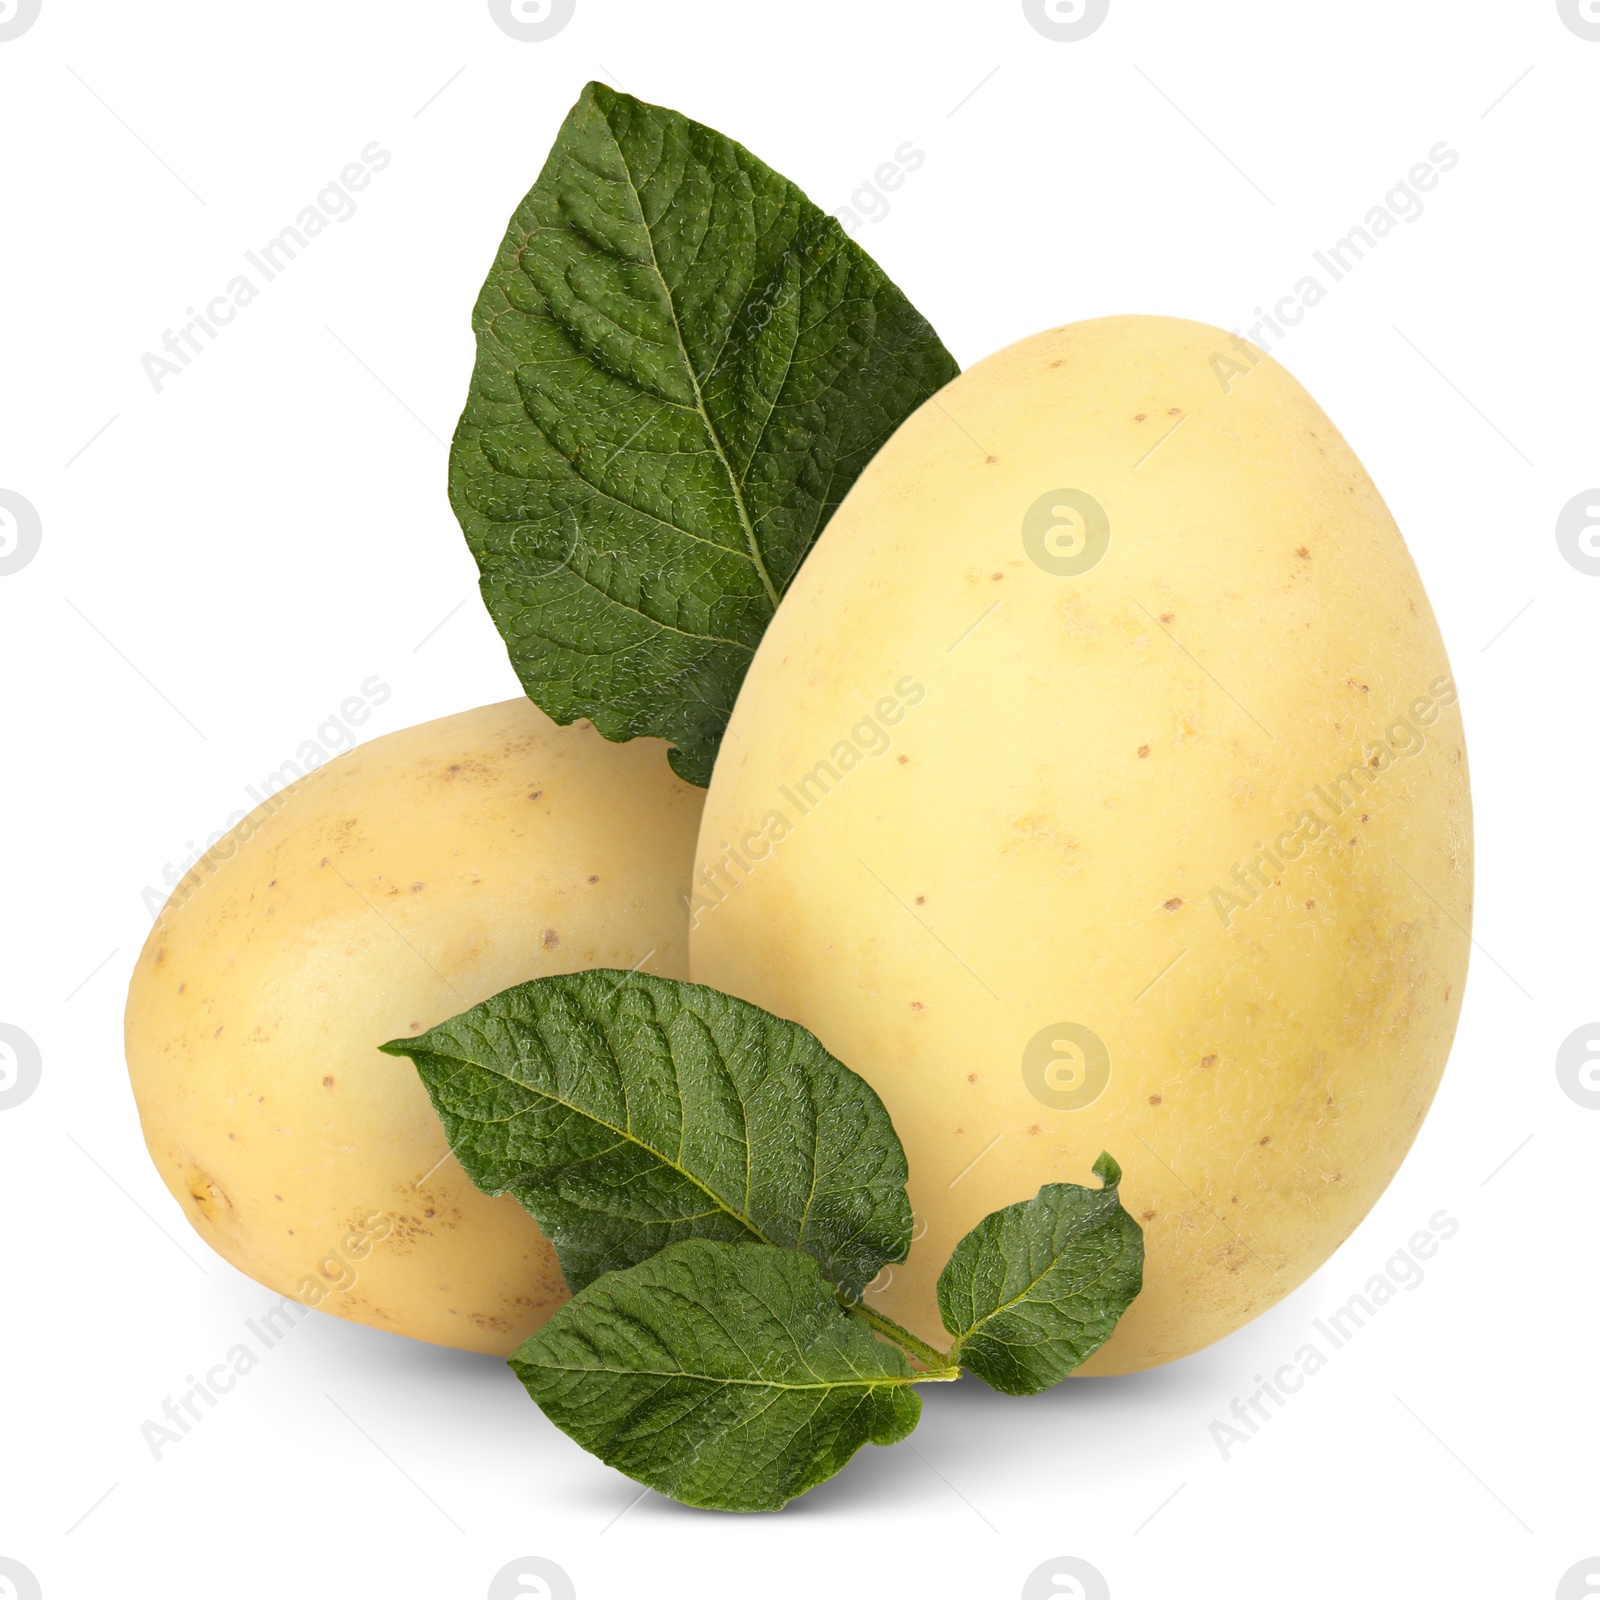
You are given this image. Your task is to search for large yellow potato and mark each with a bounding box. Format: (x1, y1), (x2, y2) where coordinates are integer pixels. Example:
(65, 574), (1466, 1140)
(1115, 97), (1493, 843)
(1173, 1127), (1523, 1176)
(127, 699), (703, 1354)
(690, 315), (1471, 1374)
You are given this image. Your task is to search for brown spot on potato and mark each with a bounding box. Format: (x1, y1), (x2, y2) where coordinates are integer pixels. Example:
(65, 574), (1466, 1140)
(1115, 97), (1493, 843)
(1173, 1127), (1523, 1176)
(897, 754), (909, 764)
(1137, 745), (1150, 758)
(541, 928), (560, 949)
(1148, 1094), (1162, 1105)
(1259, 1135), (1271, 1145)
(910, 1000), (925, 1011)
(967, 1073), (977, 1083)
(587, 874), (599, 884)
(915, 895), (926, 905)
(213, 1026), (223, 1038)
(411, 881), (424, 893)
(1141, 1209), (1157, 1221)
(322, 1075), (335, 1089)
(1163, 897), (1183, 911)
(1200, 1054), (1217, 1068)
(177, 983), (185, 995)
(991, 571), (1004, 581)
(1167, 407), (1181, 416)
(528, 790), (543, 800)
(1296, 547), (1311, 560)
(185, 1169), (230, 1221)
(1026, 1124), (1042, 1135)
(1305, 899), (1315, 910)
(1159, 612), (1174, 624)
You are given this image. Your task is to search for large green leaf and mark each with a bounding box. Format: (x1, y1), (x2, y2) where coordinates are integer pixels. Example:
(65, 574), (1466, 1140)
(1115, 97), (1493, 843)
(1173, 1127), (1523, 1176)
(449, 81), (959, 785)
(938, 1153), (1144, 1395)
(511, 1239), (921, 1511)
(380, 971), (912, 1295)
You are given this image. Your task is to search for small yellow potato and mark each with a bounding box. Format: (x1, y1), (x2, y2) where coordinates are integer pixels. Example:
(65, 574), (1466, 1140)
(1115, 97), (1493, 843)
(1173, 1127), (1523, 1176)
(126, 699), (703, 1354)
(690, 315), (1472, 1374)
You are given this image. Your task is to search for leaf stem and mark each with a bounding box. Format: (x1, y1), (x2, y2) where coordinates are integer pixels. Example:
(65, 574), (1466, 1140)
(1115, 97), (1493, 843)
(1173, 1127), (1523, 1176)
(846, 1300), (962, 1381)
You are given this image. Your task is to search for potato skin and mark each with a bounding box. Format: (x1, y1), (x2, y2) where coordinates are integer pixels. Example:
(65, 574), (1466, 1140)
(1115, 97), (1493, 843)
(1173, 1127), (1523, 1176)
(126, 699), (703, 1354)
(690, 316), (1472, 1374)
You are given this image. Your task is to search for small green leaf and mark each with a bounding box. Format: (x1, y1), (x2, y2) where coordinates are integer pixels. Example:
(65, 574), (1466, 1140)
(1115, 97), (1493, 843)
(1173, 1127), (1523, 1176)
(380, 971), (912, 1296)
(449, 80), (959, 785)
(938, 1151), (1144, 1395)
(511, 1239), (921, 1511)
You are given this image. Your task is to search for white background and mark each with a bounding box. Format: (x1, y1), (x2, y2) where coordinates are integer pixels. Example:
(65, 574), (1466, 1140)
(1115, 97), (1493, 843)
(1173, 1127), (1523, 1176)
(2, 2), (1596, 1596)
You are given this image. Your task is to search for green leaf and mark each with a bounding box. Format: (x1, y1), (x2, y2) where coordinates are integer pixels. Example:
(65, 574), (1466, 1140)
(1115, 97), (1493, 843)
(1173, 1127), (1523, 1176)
(510, 1239), (921, 1511)
(379, 971), (912, 1296)
(938, 1152), (1144, 1395)
(449, 81), (959, 786)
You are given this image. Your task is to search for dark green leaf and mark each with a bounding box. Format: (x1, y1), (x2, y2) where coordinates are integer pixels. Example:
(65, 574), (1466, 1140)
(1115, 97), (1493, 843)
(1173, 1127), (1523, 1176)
(511, 1239), (921, 1511)
(449, 81), (959, 785)
(380, 971), (912, 1295)
(938, 1152), (1144, 1395)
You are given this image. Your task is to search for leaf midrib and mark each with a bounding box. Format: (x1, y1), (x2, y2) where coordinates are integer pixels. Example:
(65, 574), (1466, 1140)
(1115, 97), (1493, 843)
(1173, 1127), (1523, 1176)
(435, 1044), (778, 1253)
(597, 99), (783, 614)
(527, 1362), (918, 1391)
(947, 1193), (1130, 1353)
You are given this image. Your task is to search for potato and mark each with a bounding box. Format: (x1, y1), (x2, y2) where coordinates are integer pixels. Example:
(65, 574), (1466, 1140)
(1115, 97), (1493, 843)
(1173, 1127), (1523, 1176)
(689, 315), (1472, 1374)
(126, 698), (703, 1354)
